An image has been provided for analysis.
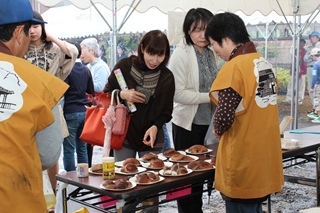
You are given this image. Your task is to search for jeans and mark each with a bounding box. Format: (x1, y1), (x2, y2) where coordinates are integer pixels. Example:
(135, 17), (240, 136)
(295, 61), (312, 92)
(161, 123), (172, 152)
(307, 67), (314, 106)
(225, 200), (262, 213)
(63, 112), (88, 171)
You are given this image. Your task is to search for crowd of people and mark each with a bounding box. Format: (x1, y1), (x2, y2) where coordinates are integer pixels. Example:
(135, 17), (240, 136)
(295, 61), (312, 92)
(281, 31), (320, 124)
(1, 0), (316, 213)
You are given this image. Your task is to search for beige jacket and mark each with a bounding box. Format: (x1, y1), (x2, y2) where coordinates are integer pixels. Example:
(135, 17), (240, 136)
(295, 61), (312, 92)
(25, 41), (78, 80)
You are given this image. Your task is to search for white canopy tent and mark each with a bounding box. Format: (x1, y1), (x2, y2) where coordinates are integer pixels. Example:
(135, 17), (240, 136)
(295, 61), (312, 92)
(37, 0), (320, 62)
(36, 0), (320, 129)
(36, 0), (318, 16)
(41, 5), (300, 43)
(41, 4), (168, 39)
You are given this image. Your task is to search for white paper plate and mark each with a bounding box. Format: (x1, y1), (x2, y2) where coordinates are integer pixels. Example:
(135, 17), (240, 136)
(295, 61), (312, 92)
(159, 168), (193, 177)
(140, 161), (173, 170)
(100, 181), (136, 191)
(185, 148), (213, 155)
(204, 159), (216, 167)
(160, 150), (186, 158)
(115, 167), (146, 175)
(185, 163), (215, 172)
(138, 154), (167, 162)
(169, 155), (199, 163)
(114, 160), (141, 167)
(129, 175), (165, 185)
(88, 168), (102, 175)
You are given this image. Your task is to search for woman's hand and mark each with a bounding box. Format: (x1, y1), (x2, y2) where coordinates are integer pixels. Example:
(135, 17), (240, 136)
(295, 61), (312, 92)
(44, 30), (53, 42)
(120, 89), (146, 103)
(143, 125), (158, 148)
(45, 29), (73, 57)
(310, 88), (314, 93)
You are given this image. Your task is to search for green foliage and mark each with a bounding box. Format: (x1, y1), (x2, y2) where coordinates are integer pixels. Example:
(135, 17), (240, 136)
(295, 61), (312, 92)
(275, 67), (291, 93)
(117, 33), (143, 54)
(256, 42), (279, 58)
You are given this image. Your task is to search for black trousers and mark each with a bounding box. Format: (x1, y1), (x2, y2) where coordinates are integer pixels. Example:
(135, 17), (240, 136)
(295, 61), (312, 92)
(172, 122), (209, 213)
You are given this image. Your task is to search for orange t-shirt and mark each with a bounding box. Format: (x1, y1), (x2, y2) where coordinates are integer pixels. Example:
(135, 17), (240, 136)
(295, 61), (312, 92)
(210, 53), (284, 199)
(0, 53), (68, 212)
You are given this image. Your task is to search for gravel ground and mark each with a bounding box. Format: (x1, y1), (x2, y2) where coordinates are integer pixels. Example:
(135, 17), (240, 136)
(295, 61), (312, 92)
(58, 95), (320, 213)
(156, 163), (318, 213)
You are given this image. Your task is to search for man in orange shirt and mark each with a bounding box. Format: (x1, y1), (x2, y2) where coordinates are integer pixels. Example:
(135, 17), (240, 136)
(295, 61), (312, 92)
(0, 0), (68, 212)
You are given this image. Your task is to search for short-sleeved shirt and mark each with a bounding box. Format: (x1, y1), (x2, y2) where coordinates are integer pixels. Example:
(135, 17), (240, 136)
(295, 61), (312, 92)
(210, 52), (284, 199)
(0, 52), (68, 212)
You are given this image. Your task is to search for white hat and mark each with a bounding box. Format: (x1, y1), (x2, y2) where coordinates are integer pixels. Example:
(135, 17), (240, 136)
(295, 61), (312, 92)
(311, 48), (320, 56)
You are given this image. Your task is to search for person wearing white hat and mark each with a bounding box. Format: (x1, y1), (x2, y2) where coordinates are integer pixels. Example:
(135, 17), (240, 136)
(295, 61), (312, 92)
(308, 48), (320, 123)
(304, 31), (320, 111)
(0, 0), (68, 212)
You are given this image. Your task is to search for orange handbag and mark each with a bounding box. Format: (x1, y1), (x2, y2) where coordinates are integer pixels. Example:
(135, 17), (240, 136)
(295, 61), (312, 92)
(80, 92), (131, 150)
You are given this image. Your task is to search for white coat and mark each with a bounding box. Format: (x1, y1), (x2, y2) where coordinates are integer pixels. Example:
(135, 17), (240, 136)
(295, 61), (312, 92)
(168, 38), (213, 131)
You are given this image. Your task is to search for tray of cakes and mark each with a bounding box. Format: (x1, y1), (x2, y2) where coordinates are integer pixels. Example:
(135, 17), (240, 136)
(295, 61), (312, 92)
(169, 153), (198, 163)
(160, 148), (186, 158)
(89, 163), (103, 175)
(138, 152), (167, 162)
(204, 156), (216, 167)
(185, 145), (212, 155)
(115, 158), (141, 167)
(115, 163), (146, 175)
(140, 158), (173, 170)
(159, 163), (193, 177)
(186, 160), (215, 171)
(100, 178), (136, 191)
(129, 171), (164, 185)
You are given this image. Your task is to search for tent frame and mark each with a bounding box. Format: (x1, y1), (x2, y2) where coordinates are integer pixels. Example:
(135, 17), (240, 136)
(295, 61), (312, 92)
(89, 0), (320, 129)
(43, 0), (319, 129)
(90, 0), (142, 68)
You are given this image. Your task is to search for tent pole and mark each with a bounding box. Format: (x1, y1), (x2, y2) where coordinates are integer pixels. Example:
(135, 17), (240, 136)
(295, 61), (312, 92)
(255, 22), (277, 60)
(265, 23), (268, 59)
(110, 0), (142, 68)
(111, 0), (117, 68)
(290, 14), (299, 130)
(294, 16), (301, 129)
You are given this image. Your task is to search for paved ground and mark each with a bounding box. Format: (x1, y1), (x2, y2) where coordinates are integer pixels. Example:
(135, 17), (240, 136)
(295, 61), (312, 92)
(277, 94), (317, 129)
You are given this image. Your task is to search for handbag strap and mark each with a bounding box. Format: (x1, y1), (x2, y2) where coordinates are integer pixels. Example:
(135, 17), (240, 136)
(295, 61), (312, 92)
(111, 89), (121, 106)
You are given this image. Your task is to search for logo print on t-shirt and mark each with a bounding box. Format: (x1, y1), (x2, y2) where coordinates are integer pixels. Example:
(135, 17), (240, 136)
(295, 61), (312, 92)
(0, 61), (26, 121)
(254, 57), (277, 108)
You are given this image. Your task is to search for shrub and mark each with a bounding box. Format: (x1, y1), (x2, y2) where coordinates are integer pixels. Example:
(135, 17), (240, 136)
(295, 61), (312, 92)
(275, 67), (291, 94)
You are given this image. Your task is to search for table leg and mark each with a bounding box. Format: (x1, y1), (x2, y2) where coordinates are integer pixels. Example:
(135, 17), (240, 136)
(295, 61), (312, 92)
(316, 148), (320, 206)
(116, 199), (125, 213)
(60, 183), (68, 213)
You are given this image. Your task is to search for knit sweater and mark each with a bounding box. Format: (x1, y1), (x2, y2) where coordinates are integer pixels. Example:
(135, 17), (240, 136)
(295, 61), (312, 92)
(25, 41), (78, 80)
(104, 56), (175, 151)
